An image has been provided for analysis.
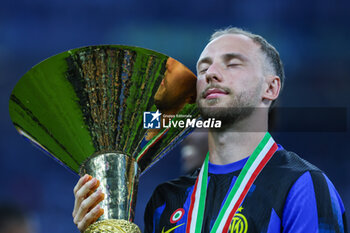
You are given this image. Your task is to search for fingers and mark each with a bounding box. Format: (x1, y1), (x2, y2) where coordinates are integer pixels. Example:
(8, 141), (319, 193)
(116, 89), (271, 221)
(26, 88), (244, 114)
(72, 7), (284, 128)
(73, 174), (91, 196)
(75, 188), (105, 220)
(74, 189), (105, 230)
(88, 189), (105, 212)
(72, 175), (105, 232)
(73, 176), (100, 217)
(87, 179), (100, 196)
(73, 175), (90, 218)
(77, 204), (104, 231)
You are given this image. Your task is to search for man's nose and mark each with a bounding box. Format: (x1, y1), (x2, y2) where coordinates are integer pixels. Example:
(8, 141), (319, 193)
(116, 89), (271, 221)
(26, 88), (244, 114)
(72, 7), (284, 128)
(205, 64), (222, 83)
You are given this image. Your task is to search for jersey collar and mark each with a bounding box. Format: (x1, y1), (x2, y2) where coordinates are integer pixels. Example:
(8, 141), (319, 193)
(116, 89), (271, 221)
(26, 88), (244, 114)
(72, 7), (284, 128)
(208, 144), (283, 174)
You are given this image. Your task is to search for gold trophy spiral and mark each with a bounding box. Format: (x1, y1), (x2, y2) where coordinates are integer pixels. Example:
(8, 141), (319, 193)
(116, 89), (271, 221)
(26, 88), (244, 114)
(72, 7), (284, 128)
(9, 45), (198, 232)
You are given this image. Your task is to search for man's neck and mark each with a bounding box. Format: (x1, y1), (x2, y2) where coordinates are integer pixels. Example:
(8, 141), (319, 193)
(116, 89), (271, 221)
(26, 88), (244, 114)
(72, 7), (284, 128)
(208, 113), (268, 165)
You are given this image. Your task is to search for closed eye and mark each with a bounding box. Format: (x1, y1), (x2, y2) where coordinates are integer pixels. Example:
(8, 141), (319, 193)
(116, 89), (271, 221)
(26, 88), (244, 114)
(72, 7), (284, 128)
(228, 63), (241, 67)
(198, 68), (208, 74)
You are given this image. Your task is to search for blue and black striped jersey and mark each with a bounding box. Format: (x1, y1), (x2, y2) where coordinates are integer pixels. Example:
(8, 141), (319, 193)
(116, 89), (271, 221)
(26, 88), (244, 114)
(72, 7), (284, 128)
(144, 146), (347, 233)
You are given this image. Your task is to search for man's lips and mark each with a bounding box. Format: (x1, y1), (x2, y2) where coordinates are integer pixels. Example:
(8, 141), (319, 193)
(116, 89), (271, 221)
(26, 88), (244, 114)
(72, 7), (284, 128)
(203, 88), (229, 99)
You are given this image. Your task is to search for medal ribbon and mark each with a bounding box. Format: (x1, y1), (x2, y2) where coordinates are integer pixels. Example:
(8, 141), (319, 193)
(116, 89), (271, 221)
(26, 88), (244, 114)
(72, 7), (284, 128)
(186, 132), (278, 233)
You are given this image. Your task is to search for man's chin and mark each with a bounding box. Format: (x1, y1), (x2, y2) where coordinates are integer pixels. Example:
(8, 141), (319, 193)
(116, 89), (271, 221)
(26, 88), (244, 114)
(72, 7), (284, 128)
(198, 106), (255, 127)
(197, 98), (227, 108)
(198, 107), (234, 120)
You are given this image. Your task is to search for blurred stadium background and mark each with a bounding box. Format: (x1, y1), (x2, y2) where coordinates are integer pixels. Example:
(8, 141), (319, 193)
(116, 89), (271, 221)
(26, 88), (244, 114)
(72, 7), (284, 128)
(1, 0), (349, 232)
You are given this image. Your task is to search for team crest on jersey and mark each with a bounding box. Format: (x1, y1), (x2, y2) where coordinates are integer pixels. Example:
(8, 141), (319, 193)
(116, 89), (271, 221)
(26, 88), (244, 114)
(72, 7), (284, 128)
(229, 206), (248, 233)
(170, 208), (185, 223)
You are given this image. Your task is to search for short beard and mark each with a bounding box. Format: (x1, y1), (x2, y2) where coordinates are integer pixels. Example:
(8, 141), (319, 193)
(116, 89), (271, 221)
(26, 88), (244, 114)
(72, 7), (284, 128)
(197, 91), (258, 127)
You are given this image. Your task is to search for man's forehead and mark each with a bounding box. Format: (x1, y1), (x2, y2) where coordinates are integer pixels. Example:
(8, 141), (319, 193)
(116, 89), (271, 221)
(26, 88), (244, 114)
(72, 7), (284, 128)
(198, 34), (259, 60)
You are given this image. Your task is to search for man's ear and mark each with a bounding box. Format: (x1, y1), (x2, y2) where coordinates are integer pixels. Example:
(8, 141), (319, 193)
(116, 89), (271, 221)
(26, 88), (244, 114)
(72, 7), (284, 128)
(262, 75), (281, 101)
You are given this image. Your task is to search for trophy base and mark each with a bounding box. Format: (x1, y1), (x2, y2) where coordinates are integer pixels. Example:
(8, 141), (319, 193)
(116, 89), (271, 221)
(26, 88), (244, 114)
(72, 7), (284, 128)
(84, 219), (141, 233)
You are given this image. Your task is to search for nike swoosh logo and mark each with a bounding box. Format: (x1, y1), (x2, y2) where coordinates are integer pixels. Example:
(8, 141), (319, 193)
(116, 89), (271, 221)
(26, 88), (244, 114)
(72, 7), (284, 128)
(161, 223), (185, 233)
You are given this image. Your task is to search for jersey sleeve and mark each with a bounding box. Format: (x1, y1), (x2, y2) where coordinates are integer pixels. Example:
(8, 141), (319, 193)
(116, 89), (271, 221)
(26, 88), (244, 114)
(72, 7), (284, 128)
(282, 171), (347, 233)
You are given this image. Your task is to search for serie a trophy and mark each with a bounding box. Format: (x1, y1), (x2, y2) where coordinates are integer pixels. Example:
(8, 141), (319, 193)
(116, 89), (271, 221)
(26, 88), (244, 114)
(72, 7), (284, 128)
(9, 45), (199, 232)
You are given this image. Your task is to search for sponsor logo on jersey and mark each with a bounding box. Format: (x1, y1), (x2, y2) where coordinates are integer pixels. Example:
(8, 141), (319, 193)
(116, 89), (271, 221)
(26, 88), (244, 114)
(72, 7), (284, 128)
(161, 223), (185, 233)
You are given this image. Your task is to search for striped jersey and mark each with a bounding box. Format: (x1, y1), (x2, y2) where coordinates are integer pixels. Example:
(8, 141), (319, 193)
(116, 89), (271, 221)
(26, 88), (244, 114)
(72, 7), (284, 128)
(144, 146), (347, 233)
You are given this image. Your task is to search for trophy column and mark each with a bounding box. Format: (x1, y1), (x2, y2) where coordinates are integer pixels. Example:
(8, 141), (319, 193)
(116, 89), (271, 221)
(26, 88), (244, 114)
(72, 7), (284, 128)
(80, 152), (141, 233)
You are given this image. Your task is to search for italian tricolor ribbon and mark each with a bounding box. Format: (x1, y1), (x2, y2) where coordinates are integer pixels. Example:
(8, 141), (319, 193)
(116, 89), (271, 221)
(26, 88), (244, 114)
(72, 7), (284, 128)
(186, 132), (278, 233)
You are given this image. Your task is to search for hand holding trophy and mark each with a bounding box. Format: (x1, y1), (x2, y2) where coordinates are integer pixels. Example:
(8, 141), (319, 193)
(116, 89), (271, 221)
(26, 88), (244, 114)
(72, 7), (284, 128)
(9, 46), (198, 232)
(73, 174), (105, 232)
